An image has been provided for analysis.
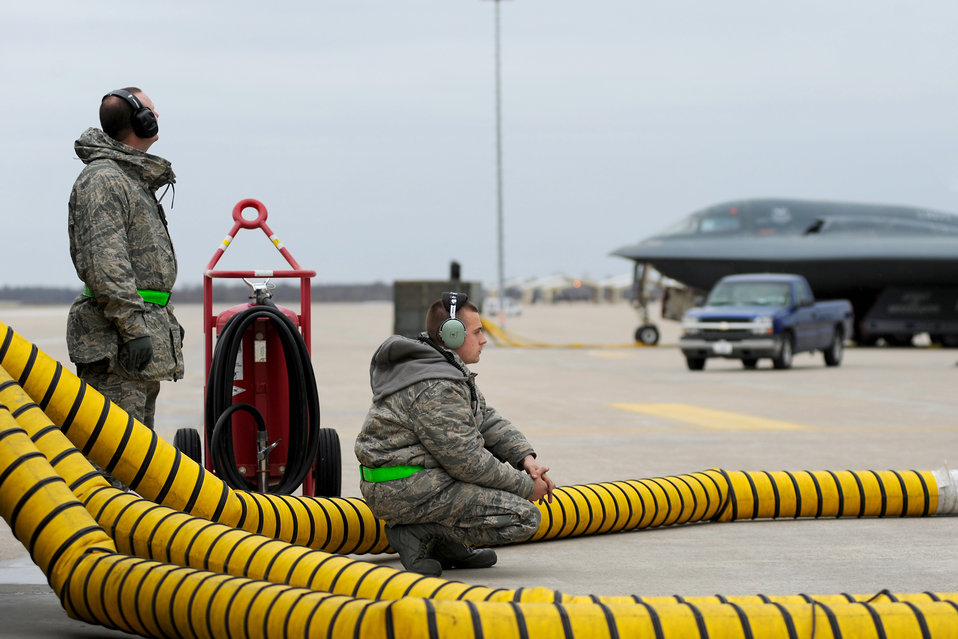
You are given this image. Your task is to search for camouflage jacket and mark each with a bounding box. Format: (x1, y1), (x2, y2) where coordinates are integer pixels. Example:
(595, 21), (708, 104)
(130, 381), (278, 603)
(355, 335), (536, 507)
(66, 127), (184, 381)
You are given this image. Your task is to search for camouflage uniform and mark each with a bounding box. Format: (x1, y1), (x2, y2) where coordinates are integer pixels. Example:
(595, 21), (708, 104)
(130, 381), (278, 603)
(66, 127), (184, 428)
(355, 335), (541, 547)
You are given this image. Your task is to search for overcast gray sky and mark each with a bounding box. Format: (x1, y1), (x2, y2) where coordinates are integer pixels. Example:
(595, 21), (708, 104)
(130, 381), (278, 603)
(3, 1), (957, 290)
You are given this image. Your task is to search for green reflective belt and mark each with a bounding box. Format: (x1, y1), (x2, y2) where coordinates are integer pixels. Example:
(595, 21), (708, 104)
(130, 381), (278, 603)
(83, 285), (171, 307)
(359, 464), (424, 482)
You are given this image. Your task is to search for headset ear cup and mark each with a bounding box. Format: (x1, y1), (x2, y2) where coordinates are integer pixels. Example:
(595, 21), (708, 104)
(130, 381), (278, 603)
(132, 109), (158, 138)
(439, 318), (466, 349)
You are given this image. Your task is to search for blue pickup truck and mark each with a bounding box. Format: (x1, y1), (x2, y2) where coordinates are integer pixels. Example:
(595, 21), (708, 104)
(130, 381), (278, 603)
(679, 273), (854, 370)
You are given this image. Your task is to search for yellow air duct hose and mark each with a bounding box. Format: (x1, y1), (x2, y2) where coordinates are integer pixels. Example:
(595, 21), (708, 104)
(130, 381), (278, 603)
(5, 319), (958, 637)
(5, 395), (958, 638)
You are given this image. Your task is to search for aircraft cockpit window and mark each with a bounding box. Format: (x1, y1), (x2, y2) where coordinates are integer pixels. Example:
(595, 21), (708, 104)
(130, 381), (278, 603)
(699, 216), (742, 234)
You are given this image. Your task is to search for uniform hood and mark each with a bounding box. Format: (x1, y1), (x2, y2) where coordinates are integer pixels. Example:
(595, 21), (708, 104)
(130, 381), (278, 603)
(74, 127), (175, 192)
(369, 334), (469, 401)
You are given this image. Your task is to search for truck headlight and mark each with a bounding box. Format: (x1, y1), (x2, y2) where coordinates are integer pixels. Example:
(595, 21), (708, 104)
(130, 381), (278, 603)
(752, 316), (773, 335)
(681, 320), (701, 336)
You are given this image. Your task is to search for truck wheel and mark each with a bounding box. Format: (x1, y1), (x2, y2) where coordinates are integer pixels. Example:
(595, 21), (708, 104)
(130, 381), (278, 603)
(741, 358), (758, 369)
(635, 324), (660, 345)
(823, 329), (844, 367)
(772, 335), (793, 370)
(173, 427), (202, 465)
(685, 357), (706, 371)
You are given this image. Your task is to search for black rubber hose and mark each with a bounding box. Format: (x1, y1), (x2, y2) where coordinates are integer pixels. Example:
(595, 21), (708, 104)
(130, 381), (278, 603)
(205, 302), (320, 494)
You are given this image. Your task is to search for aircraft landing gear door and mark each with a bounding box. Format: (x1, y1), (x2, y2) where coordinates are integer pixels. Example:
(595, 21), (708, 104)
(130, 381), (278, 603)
(633, 262), (660, 345)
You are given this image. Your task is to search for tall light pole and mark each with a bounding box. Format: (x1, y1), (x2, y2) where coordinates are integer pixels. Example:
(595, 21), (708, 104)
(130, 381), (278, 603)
(486, 0), (507, 324)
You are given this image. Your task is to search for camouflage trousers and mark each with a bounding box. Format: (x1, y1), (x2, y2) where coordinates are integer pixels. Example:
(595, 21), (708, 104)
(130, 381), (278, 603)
(362, 473), (541, 547)
(76, 365), (161, 429)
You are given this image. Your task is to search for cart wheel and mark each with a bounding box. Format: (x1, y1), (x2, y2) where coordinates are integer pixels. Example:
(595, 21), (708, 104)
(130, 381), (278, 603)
(174, 427), (202, 465)
(313, 428), (342, 497)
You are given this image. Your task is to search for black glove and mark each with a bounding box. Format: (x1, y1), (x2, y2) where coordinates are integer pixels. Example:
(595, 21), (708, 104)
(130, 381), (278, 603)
(119, 336), (153, 371)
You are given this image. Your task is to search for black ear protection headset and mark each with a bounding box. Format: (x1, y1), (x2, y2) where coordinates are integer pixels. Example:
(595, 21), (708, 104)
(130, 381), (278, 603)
(104, 89), (159, 138)
(438, 292), (468, 349)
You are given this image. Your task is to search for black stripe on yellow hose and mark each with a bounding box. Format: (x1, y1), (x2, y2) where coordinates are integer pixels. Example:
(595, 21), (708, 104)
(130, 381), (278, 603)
(631, 596), (664, 639)
(760, 470), (781, 519)
(605, 482), (634, 531)
(825, 470), (843, 517)
(852, 471), (867, 518)
(868, 470), (888, 517)
(209, 475), (232, 524)
(350, 564), (390, 597)
(810, 597), (841, 639)
(241, 536), (282, 578)
(181, 457), (206, 516)
(10, 399), (38, 419)
(16, 343), (38, 387)
(201, 574), (247, 639)
(372, 566), (405, 601)
(256, 492), (284, 539)
(741, 471), (760, 519)
(564, 486), (591, 534)
(141, 508), (182, 561)
(422, 597), (442, 639)
(223, 576), (267, 639)
(328, 497), (368, 554)
(80, 396), (110, 457)
(199, 523), (235, 571)
(281, 590), (313, 639)
(903, 600), (933, 639)
(321, 593), (356, 639)
(891, 470), (908, 516)
(6, 462), (57, 533)
(677, 474), (704, 522)
(112, 496), (162, 556)
(0, 325), (12, 360)
(465, 600), (485, 639)
(27, 501), (89, 559)
(859, 601), (887, 639)
(180, 516), (219, 568)
(661, 476), (687, 524)
(650, 477), (676, 526)
(129, 430), (158, 492)
(804, 471), (824, 518)
(783, 470), (801, 518)
(110, 554), (154, 635)
(384, 599), (399, 639)
(0, 423), (28, 444)
(913, 470), (931, 517)
(617, 481), (644, 531)
(702, 470), (730, 522)
(675, 596), (709, 639)
(104, 414), (135, 474)
(768, 601), (798, 639)
(582, 483), (610, 529)
(509, 601), (531, 639)
(37, 361), (61, 411)
(722, 597), (754, 639)
(548, 485), (569, 539)
(96, 552), (131, 631)
(246, 582), (288, 639)
(182, 568), (223, 639)
(0, 380), (15, 393)
(60, 379), (86, 437)
(154, 448), (181, 505)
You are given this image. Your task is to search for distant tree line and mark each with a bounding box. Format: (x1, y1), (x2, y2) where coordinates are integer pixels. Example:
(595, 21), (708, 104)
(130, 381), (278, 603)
(0, 282), (394, 305)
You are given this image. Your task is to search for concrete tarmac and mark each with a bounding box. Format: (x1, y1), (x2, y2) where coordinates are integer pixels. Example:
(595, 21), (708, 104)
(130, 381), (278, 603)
(1, 301), (957, 637)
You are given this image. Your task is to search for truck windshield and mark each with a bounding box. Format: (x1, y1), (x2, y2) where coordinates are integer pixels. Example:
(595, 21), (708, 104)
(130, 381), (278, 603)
(707, 282), (792, 307)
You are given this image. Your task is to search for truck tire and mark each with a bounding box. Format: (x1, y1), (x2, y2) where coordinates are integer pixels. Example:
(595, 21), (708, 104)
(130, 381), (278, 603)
(823, 329), (844, 367)
(312, 428), (342, 497)
(772, 334), (794, 370)
(741, 358), (758, 369)
(685, 356), (706, 371)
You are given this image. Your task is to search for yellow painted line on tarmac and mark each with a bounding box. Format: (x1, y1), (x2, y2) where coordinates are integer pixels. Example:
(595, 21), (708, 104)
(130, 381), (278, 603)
(607, 403), (810, 430)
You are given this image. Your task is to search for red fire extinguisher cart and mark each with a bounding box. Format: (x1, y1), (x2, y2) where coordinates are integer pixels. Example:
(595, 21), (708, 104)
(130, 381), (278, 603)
(173, 198), (340, 497)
